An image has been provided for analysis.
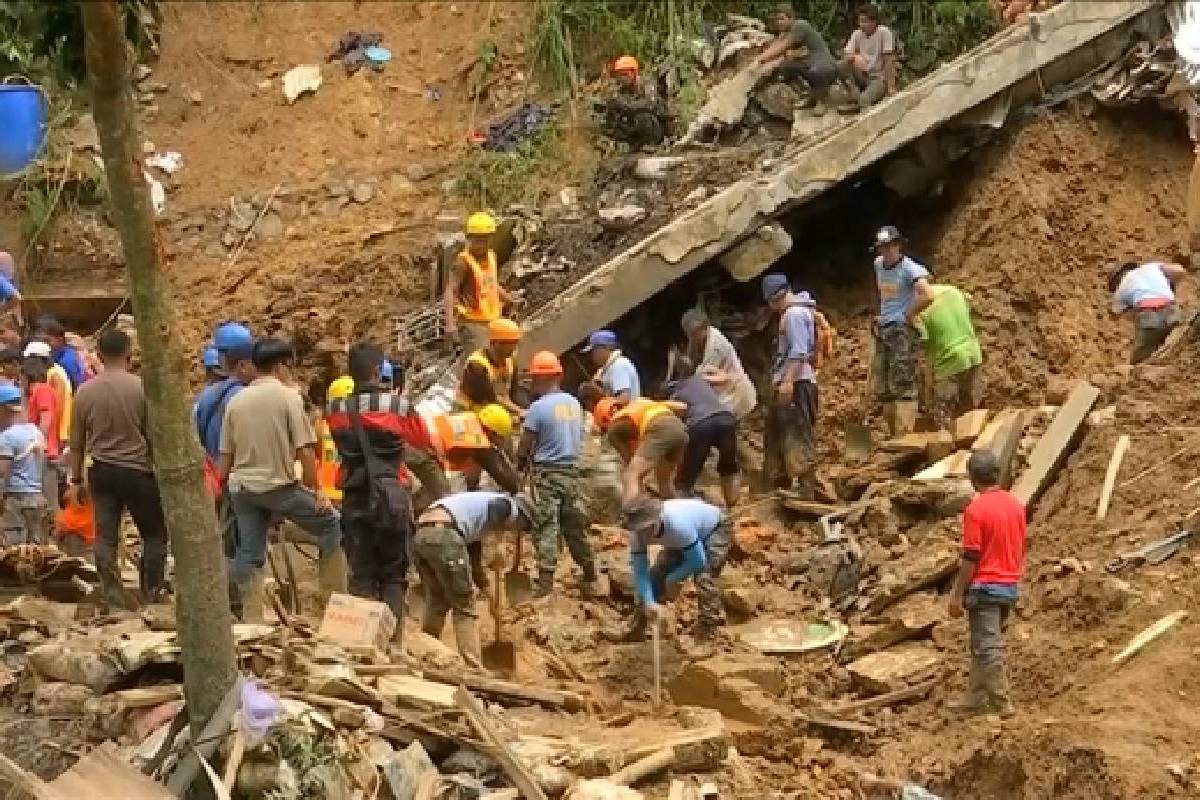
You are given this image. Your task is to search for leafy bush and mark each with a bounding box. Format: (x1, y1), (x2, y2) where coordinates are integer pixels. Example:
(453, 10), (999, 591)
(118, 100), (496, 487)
(454, 119), (566, 209)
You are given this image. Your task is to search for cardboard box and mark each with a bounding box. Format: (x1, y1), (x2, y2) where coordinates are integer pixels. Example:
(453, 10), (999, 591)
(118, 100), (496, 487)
(318, 594), (396, 652)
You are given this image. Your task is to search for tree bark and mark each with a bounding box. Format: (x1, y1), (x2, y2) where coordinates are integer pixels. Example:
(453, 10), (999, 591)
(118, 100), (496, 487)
(81, 0), (237, 734)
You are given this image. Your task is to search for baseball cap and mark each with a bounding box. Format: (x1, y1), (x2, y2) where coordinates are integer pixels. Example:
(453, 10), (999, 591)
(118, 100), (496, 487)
(621, 497), (663, 534)
(581, 329), (619, 353)
(214, 322), (253, 353)
(0, 385), (21, 406)
(761, 273), (790, 301)
(22, 341), (51, 359)
(202, 346), (220, 368)
(796, 290), (816, 307)
(873, 225), (905, 249)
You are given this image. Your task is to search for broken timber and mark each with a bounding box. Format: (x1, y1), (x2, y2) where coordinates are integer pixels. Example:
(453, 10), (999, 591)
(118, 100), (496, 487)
(517, 1), (1156, 359)
(1012, 383), (1101, 508)
(1096, 434), (1130, 520)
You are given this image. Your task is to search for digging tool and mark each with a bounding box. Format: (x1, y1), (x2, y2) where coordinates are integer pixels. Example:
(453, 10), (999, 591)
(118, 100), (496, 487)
(482, 554), (517, 672)
(651, 614), (663, 708)
(505, 463), (536, 603)
(845, 337), (876, 460)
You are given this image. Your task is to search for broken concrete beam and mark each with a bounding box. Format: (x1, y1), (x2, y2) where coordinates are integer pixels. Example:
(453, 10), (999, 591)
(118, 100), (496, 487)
(516, 1), (1154, 361)
(952, 409), (989, 447)
(846, 643), (942, 695)
(971, 408), (1027, 488)
(880, 431), (955, 462)
(719, 223), (792, 282)
(776, 493), (847, 518)
(1011, 382), (1101, 507)
(377, 676), (457, 710)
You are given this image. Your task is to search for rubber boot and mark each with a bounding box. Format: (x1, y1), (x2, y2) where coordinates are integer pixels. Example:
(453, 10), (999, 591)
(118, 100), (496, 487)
(317, 547), (349, 608)
(453, 616), (484, 670)
(948, 661), (988, 714)
(535, 569), (555, 599)
(984, 664), (1016, 717)
(720, 475), (740, 509)
(236, 571), (266, 624)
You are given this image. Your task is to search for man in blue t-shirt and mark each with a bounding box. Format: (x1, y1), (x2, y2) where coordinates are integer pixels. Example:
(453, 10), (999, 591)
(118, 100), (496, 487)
(38, 318), (85, 389)
(0, 385), (46, 545)
(1108, 260), (1186, 364)
(517, 350), (598, 598)
(872, 225), (933, 436)
(0, 269), (22, 326)
(583, 329), (641, 403)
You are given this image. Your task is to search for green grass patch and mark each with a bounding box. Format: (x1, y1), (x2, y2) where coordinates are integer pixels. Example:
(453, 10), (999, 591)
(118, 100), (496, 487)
(454, 118), (566, 210)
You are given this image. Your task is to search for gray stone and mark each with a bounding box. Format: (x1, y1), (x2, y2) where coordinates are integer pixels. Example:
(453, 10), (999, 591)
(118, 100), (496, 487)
(405, 163), (432, 181)
(352, 182), (376, 204)
(321, 197), (348, 216)
(388, 174), (415, 196)
(755, 82), (802, 121)
(257, 213), (284, 240)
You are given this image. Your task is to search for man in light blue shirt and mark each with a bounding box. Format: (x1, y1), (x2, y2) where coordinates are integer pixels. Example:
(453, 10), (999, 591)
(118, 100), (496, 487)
(517, 350), (597, 598)
(762, 273), (819, 497)
(583, 329), (641, 402)
(1108, 260), (1186, 363)
(606, 496), (731, 643)
(872, 225), (933, 435)
(0, 385), (46, 544)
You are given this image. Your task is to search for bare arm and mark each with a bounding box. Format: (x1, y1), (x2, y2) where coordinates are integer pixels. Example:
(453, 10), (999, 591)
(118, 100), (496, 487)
(947, 551), (978, 616)
(756, 33), (792, 66)
(883, 52), (897, 94)
(297, 445), (320, 493)
(905, 278), (935, 324)
(443, 262), (468, 335)
(623, 456), (652, 503)
(1161, 262), (1187, 284)
(478, 446), (520, 494)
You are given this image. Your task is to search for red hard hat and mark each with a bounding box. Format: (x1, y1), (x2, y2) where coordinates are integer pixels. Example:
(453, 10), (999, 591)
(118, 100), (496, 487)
(593, 397), (618, 432)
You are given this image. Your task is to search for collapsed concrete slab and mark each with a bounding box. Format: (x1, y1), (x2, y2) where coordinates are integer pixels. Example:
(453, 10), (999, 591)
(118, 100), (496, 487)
(518, 1), (1156, 359)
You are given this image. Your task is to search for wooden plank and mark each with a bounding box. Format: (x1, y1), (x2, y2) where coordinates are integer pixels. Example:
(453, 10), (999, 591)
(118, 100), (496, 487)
(455, 687), (550, 800)
(1011, 383), (1101, 507)
(913, 449), (970, 481)
(829, 678), (938, 714)
(49, 743), (173, 799)
(1095, 434), (1130, 520)
(777, 495), (848, 517)
(1112, 611), (1188, 665)
(378, 676), (457, 710)
(423, 668), (585, 711)
(609, 749), (675, 787)
(880, 431), (954, 461)
(952, 409), (989, 448)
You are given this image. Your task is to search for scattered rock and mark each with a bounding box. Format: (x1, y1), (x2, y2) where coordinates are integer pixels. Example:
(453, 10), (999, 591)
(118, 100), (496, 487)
(844, 593), (944, 660)
(142, 141), (155, 154)
(405, 163), (432, 182)
(668, 653), (783, 723)
(352, 182), (376, 204)
(598, 205), (648, 231)
(321, 197), (349, 216)
(257, 214), (285, 240)
(186, 89), (203, 105)
(755, 82), (802, 121)
(683, 186), (708, 204)
(133, 64), (152, 82)
(220, 229), (239, 248)
(388, 174), (415, 196)
(846, 643), (942, 695)
(867, 547), (959, 613)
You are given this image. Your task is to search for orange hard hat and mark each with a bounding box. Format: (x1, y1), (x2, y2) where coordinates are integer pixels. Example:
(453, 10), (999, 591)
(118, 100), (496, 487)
(593, 397), (618, 432)
(488, 317), (521, 343)
(528, 350), (563, 376)
(613, 55), (639, 75)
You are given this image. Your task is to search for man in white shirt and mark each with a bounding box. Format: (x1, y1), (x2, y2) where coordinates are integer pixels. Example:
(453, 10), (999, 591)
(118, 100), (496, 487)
(837, 3), (896, 111)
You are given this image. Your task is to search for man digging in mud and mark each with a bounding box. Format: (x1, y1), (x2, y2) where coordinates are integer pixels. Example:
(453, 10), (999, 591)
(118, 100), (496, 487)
(946, 450), (1026, 716)
(1108, 259), (1186, 364)
(594, 396), (688, 504)
(755, 3), (838, 116)
(914, 283), (984, 431)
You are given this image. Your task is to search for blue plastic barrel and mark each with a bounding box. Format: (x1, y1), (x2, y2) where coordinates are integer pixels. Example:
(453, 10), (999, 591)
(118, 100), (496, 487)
(0, 78), (47, 176)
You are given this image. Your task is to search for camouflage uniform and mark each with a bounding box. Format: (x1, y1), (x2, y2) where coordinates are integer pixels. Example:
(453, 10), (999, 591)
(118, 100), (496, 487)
(412, 523), (481, 666)
(531, 465), (596, 589)
(874, 322), (918, 401)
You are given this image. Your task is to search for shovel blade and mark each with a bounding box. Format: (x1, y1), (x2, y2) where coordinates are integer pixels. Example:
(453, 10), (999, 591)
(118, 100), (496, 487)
(504, 570), (534, 604)
(481, 639), (517, 672)
(845, 423), (872, 460)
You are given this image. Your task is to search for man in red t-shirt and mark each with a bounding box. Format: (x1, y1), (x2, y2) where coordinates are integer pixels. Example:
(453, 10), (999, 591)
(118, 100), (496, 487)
(22, 351), (61, 516)
(946, 450), (1026, 715)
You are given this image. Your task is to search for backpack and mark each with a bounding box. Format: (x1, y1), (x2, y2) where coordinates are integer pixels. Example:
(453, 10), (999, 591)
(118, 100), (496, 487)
(781, 304), (836, 370)
(346, 394), (411, 533)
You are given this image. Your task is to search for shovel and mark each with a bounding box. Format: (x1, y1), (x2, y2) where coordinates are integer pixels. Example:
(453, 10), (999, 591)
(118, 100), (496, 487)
(504, 531), (534, 603)
(845, 338), (876, 460)
(481, 557), (517, 672)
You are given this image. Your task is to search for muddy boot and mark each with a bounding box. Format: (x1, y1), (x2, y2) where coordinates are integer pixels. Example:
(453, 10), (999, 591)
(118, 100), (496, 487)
(453, 616), (484, 669)
(984, 664), (1016, 717)
(948, 662), (988, 714)
(317, 548), (349, 608)
(720, 475), (740, 509)
(603, 610), (647, 643)
(535, 569), (555, 599)
(236, 572), (266, 624)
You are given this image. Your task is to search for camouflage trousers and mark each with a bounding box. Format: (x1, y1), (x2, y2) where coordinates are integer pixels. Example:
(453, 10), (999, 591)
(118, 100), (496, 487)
(531, 465), (595, 580)
(412, 524), (476, 633)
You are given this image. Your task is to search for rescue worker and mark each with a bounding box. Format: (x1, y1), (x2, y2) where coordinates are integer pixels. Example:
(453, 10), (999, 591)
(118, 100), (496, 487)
(327, 342), (413, 620)
(583, 329), (641, 404)
(871, 226), (934, 436)
(516, 350), (598, 598)
(457, 317), (523, 423)
(319, 376), (355, 506)
(837, 3), (897, 112)
(24, 340), (71, 463)
(414, 490), (535, 667)
(599, 55), (667, 148)
(761, 274), (819, 496)
(680, 309), (756, 421)
(202, 346), (222, 385)
(1108, 260), (1186, 364)
(596, 396), (688, 503)
(665, 358), (741, 507)
(915, 284), (984, 431)
(607, 495), (732, 643)
(755, 4), (838, 116)
(444, 212), (514, 355)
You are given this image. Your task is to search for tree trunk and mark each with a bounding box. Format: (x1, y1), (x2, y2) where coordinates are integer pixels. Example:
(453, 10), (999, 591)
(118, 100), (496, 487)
(81, 0), (237, 734)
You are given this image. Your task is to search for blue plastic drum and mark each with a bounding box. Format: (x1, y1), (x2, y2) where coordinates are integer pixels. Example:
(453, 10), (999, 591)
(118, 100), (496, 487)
(0, 78), (47, 176)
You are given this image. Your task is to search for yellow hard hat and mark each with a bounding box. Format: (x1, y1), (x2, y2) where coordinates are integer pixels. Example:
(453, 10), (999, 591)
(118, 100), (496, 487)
(328, 376), (355, 402)
(466, 211), (497, 236)
(476, 403), (513, 438)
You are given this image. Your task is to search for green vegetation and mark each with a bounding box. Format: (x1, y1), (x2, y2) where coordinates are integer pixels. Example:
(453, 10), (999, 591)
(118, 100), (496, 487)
(454, 119), (566, 210)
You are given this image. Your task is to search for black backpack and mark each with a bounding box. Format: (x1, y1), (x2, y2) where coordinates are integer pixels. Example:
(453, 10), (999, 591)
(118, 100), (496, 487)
(346, 394), (411, 532)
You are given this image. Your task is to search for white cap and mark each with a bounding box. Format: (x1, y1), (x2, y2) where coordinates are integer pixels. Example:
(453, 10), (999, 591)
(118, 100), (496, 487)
(22, 341), (51, 359)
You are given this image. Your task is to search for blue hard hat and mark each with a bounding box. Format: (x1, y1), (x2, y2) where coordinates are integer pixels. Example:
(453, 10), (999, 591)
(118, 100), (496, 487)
(0, 385), (21, 406)
(761, 273), (790, 301)
(213, 322), (253, 352)
(581, 329), (619, 353)
(380, 359), (394, 381)
(202, 346), (220, 368)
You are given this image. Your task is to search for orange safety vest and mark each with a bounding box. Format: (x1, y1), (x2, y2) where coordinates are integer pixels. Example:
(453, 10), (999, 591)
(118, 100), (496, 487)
(429, 412), (490, 471)
(456, 348), (515, 410)
(316, 418), (344, 502)
(456, 250), (501, 322)
(612, 399), (683, 449)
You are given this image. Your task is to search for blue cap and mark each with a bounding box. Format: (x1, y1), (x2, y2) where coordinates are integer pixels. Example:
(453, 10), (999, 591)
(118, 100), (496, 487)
(214, 322), (253, 352)
(202, 346), (220, 368)
(581, 329), (619, 353)
(796, 290), (815, 307)
(0, 385), (21, 406)
(380, 360), (394, 381)
(761, 274), (790, 301)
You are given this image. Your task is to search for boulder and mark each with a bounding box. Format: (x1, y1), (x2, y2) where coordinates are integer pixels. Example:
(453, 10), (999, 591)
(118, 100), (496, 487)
(846, 643), (942, 695)
(668, 653), (783, 724)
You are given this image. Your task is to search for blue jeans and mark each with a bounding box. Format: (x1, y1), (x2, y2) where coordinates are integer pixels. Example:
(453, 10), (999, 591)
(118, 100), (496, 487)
(228, 483), (342, 586)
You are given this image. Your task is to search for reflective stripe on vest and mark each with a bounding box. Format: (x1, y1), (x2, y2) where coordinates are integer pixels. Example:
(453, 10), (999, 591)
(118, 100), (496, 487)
(456, 250), (501, 322)
(456, 349), (515, 410)
(613, 399), (674, 448)
(317, 418), (343, 501)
